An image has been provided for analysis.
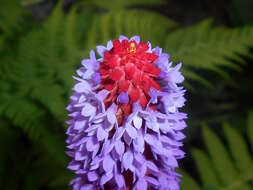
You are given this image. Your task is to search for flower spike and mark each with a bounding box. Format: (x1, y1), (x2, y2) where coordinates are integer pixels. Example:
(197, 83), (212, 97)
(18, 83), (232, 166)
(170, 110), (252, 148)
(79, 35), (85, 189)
(66, 36), (187, 190)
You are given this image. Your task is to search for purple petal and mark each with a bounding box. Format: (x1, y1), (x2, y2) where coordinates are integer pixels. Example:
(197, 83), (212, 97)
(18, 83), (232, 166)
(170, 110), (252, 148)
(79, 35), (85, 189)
(75, 151), (86, 161)
(100, 172), (113, 186)
(87, 171), (98, 182)
(132, 102), (142, 112)
(81, 103), (96, 117)
(114, 140), (125, 156)
(74, 81), (91, 93)
(92, 145), (100, 158)
(80, 184), (95, 190)
(153, 47), (162, 56)
(144, 134), (156, 146)
(168, 178), (180, 190)
(119, 35), (128, 42)
(145, 176), (159, 187)
(167, 63), (184, 83)
(107, 40), (113, 50)
(147, 41), (152, 52)
(82, 69), (94, 79)
(97, 127), (108, 141)
(106, 103), (117, 124)
(96, 45), (107, 57)
(89, 50), (96, 61)
(134, 153), (145, 165)
(166, 156), (178, 167)
(81, 59), (92, 69)
(133, 115), (142, 129)
(78, 95), (86, 103)
(122, 151), (133, 170)
(173, 120), (187, 130)
(115, 174), (125, 188)
(172, 149), (185, 158)
(133, 135), (144, 153)
(68, 161), (81, 171)
(134, 178), (147, 190)
(102, 140), (114, 155)
(103, 155), (114, 172)
(146, 161), (159, 174)
(157, 174), (168, 188)
(96, 89), (109, 101)
(113, 127), (126, 140)
(160, 135), (182, 147)
(139, 164), (147, 177)
(66, 151), (74, 157)
(174, 131), (186, 140)
(157, 53), (169, 68)
(126, 124), (137, 139)
(123, 130), (132, 145)
(92, 72), (101, 85)
(130, 35), (140, 43)
(86, 137), (98, 152)
(90, 155), (103, 166)
(85, 123), (100, 133)
(74, 120), (86, 130)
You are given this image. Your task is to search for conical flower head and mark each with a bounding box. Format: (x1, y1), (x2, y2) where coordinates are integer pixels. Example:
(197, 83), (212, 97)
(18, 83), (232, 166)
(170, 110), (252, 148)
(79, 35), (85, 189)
(66, 35), (187, 190)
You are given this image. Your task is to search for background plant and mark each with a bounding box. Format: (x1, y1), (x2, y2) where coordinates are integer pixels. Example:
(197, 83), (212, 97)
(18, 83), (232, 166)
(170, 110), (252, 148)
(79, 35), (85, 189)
(181, 111), (253, 190)
(0, 0), (252, 189)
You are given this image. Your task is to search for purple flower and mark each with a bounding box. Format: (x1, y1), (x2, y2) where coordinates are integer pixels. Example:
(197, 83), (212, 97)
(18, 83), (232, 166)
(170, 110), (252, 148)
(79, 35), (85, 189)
(66, 35), (187, 190)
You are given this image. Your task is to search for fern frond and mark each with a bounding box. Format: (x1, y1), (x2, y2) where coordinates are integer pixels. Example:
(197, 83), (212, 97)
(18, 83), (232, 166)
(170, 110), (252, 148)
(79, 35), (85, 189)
(86, 10), (176, 50)
(181, 113), (253, 190)
(0, 1), (82, 139)
(203, 127), (239, 187)
(165, 19), (253, 87)
(21, 0), (43, 6)
(84, 0), (165, 11)
(192, 148), (220, 188)
(180, 169), (202, 190)
(0, 0), (25, 48)
(223, 122), (253, 177)
(0, 0), (24, 34)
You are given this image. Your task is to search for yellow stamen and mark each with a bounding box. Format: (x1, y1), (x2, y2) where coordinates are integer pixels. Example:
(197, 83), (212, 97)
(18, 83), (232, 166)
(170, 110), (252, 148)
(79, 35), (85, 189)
(129, 42), (136, 53)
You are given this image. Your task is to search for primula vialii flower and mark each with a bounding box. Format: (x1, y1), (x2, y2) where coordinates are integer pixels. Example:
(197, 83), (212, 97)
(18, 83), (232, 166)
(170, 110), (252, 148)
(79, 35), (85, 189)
(66, 36), (187, 190)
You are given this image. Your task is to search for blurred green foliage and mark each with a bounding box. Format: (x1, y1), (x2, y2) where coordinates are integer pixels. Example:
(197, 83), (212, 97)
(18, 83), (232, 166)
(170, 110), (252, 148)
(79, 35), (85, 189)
(181, 112), (253, 190)
(0, 0), (253, 189)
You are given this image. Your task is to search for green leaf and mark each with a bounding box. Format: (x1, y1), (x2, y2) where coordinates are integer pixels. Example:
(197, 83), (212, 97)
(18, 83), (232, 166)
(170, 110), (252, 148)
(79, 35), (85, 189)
(203, 127), (251, 190)
(203, 126), (237, 186)
(182, 115), (253, 190)
(179, 170), (202, 190)
(85, 10), (176, 50)
(223, 122), (253, 177)
(165, 19), (253, 88)
(84, 0), (166, 11)
(192, 149), (220, 188)
(0, 0), (24, 34)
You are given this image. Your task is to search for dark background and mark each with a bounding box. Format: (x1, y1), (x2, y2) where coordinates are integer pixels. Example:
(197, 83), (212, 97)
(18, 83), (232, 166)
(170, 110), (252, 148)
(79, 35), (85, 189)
(0, 0), (253, 189)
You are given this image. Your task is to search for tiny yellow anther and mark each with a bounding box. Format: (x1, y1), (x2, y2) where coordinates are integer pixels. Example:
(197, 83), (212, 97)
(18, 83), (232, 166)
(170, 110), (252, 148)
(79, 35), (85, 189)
(129, 42), (136, 53)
